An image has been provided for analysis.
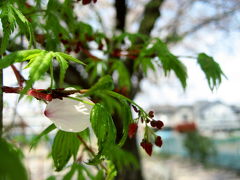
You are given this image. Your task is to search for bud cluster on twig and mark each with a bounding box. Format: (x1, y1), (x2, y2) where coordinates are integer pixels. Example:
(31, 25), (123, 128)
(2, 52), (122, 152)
(128, 105), (164, 156)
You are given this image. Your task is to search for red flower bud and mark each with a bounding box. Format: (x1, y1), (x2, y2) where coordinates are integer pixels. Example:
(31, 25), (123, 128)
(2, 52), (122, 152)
(82, 0), (91, 5)
(140, 139), (153, 156)
(128, 123), (138, 138)
(156, 120), (164, 129)
(148, 111), (154, 118)
(150, 120), (157, 127)
(155, 136), (163, 147)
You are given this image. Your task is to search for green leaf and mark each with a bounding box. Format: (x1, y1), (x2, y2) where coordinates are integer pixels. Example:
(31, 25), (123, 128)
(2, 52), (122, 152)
(197, 53), (226, 90)
(11, 5), (35, 47)
(0, 5), (16, 54)
(56, 52), (85, 65)
(0, 49), (43, 69)
(0, 139), (28, 180)
(52, 131), (80, 171)
(23, 51), (53, 93)
(62, 163), (77, 180)
(90, 103), (116, 148)
(0, 3), (35, 53)
(30, 123), (56, 150)
(87, 75), (114, 95)
(55, 54), (69, 87)
(117, 100), (133, 147)
(134, 57), (156, 76)
(140, 38), (188, 88)
(155, 39), (187, 88)
(105, 90), (144, 113)
(88, 103), (117, 166)
(111, 61), (131, 90)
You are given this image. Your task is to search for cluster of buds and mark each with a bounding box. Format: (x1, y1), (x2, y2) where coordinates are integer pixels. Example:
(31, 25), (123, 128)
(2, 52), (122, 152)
(128, 106), (164, 156)
(140, 136), (163, 156)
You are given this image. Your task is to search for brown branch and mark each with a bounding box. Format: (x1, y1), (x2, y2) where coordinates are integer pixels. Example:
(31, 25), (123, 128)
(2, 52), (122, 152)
(115, 0), (127, 31)
(11, 65), (25, 87)
(2, 86), (88, 101)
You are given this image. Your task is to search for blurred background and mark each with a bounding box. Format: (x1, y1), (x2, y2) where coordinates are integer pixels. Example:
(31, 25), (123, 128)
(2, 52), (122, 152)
(2, 0), (240, 179)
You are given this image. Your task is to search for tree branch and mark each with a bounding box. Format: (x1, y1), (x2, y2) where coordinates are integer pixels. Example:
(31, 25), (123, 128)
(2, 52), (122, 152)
(115, 0), (127, 31)
(179, 6), (240, 41)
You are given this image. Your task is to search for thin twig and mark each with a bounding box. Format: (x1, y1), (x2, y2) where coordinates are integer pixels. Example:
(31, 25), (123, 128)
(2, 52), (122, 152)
(76, 135), (107, 172)
(10, 65), (25, 87)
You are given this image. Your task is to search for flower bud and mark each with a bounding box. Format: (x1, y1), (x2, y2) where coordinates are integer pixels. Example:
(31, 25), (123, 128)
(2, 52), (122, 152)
(148, 111), (154, 118)
(44, 97), (93, 132)
(128, 123), (138, 138)
(155, 136), (163, 147)
(140, 139), (152, 156)
(150, 120), (157, 127)
(156, 120), (164, 129)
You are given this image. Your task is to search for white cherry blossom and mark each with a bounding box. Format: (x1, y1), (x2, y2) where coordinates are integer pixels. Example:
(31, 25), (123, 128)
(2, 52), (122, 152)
(44, 96), (94, 132)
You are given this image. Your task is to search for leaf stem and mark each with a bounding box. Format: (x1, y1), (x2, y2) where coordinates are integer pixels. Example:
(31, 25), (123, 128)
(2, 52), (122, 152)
(67, 96), (95, 106)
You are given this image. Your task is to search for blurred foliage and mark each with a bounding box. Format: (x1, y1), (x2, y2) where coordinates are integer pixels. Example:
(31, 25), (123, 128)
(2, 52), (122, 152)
(183, 131), (217, 164)
(0, 138), (28, 180)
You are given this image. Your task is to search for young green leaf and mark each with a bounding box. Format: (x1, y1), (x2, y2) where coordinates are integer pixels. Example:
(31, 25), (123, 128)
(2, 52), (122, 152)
(56, 52), (85, 65)
(0, 49), (43, 69)
(197, 53), (226, 90)
(140, 38), (188, 88)
(155, 39), (187, 88)
(90, 103), (116, 148)
(0, 5), (16, 54)
(55, 54), (69, 87)
(23, 51), (52, 93)
(11, 5), (35, 47)
(0, 3), (34, 53)
(87, 75), (114, 95)
(117, 100), (133, 147)
(52, 131), (80, 171)
(30, 123), (56, 150)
